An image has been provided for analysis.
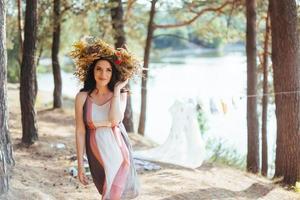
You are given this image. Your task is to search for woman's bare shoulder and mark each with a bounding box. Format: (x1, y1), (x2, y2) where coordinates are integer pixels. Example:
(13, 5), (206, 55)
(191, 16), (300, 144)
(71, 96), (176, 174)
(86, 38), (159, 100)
(75, 91), (88, 105)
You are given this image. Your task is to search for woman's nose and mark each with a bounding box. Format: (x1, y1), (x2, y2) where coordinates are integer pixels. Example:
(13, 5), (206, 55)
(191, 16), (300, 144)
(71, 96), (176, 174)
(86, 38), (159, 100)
(99, 71), (106, 76)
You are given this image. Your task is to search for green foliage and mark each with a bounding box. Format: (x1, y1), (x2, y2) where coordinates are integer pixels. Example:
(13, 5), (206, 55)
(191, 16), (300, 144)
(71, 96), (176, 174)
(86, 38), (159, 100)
(153, 33), (188, 50)
(6, 0), (249, 67)
(4, 0), (268, 81)
(196, 103), (245, 169)
(36, 0), (53, 58)
(206, 137), (246, 170)
(37, 64), (51, 74)
(61, 64), (75, 73)
(124, 2), (151, 55)
(196, 102), (209, 135)
(7, 41), (20, 83)
(6, 12), (20, 83)
(7, 62), (20, 83)
(150, 1), (247, 50)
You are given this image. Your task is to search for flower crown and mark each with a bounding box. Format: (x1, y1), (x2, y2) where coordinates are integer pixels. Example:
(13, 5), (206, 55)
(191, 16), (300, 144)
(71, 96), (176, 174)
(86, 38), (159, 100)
(69, 36), (142, 82)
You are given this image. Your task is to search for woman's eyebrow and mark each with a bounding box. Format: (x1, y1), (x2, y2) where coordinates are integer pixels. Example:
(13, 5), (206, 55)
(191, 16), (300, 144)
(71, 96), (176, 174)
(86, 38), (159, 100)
(96, 65), (111, 68)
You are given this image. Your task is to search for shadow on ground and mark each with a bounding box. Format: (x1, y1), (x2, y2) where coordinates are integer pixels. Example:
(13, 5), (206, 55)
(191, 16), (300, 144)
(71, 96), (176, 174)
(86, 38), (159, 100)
(161, 182), (274, 200)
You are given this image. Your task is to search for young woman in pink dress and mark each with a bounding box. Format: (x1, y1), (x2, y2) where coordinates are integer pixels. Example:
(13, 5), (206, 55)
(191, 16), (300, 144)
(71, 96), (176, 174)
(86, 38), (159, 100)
(74, 57), (140, 200)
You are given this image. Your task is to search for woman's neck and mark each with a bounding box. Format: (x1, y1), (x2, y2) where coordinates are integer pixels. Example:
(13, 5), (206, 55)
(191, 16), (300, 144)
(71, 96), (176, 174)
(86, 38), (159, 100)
(95, 85), (110, 95)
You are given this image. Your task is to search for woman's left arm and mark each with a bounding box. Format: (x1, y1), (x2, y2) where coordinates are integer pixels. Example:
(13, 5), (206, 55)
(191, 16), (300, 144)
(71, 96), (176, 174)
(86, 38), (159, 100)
(108, 80), (128, 126)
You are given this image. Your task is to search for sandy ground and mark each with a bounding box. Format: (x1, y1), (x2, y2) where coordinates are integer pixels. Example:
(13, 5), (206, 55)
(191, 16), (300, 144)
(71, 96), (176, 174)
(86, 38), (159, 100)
(1, 83), (300, 200)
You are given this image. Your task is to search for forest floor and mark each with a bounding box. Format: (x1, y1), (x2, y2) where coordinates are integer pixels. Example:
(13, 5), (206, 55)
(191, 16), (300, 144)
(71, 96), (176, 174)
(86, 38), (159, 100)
(1, 83), (300, 200)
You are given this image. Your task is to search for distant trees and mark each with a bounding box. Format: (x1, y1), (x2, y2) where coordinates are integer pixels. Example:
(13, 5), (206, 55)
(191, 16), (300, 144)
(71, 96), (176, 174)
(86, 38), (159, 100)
(52, 0), (63, 108)
(20, 0), (39, 145)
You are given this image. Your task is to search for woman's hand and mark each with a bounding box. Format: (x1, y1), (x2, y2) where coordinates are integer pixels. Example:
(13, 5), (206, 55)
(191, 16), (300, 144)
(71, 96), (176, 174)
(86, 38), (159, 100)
(114, 79), (129, 92)
(78, 165), (89, 185)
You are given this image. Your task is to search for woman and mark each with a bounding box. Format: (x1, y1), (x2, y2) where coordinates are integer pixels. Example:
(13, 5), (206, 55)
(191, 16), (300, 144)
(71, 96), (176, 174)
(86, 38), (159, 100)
(73, 38), (140, 200)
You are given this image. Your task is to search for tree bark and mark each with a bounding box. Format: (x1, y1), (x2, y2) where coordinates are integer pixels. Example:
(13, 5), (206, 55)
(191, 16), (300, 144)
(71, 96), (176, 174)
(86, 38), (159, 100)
(270, 0), (300, 185)
(110, 0), (134, 132)
(20, 0), (38, 145)
(52, 0), (63, 108)
(246, 0), (259, 173)
(261, 8), (270, 177)
(0, 0), (15, 195)
(110, 0), (126, 48)
(138, 0), (157, 135)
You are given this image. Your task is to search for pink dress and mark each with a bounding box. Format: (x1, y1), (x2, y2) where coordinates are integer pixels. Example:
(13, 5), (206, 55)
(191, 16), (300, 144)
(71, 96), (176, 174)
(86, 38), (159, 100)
(83, 96), (139, 200)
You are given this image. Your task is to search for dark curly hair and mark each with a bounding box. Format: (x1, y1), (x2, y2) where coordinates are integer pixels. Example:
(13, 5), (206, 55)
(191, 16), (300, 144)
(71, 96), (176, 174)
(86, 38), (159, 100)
(80, 58), (120, 95)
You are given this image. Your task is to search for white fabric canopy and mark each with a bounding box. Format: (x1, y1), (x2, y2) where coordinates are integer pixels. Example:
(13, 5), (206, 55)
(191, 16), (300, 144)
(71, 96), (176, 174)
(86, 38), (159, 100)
(133, 99), (205, 168)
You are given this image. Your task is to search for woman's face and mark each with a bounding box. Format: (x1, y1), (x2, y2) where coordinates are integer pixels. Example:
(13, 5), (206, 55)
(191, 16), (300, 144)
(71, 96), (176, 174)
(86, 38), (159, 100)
(93, 60), (113, 87)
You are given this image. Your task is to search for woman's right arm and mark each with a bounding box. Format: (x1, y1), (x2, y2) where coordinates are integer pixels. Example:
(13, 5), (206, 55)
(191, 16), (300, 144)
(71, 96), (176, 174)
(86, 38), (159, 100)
(75, 92), (88, 185)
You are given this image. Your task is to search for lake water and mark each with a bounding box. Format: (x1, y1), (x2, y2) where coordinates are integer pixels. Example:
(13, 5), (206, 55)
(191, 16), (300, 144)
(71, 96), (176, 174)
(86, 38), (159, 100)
(37, 50), (277, 172)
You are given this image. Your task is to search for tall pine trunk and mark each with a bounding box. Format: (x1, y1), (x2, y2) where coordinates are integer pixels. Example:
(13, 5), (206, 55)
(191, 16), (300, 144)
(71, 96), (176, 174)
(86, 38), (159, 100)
(52, 0), (62, 108)
(261, 8), (270, 177)
(20, 0), (38, 101)
(138, 0), (157, 135)
(246, 0), (259, 173)
(0, 0), (15, 195)
(20, 0), (38, 145)
(110, 0), (134, 132)
(270, 0), (300, 185)
(110, 0), (126, 48)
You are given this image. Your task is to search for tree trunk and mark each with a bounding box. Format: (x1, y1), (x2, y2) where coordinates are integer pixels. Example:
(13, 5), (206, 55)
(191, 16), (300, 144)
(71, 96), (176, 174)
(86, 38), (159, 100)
(246, 0), (259, 173)
(138, 0), (157, 135)
(52, 0), (63, 108)
(270, 0), (300, 185)
(0, 0), (15, 195)
(20, 0), (38, 145)
(110, 0), (134, 132)
(261, 8), (270, 177)
(123, 95), (134, 132)
(110, 0), (126, 48)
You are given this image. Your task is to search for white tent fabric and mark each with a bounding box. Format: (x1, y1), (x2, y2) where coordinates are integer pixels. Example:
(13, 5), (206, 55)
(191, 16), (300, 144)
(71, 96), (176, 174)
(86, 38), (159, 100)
(133, 99), (205, 168)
